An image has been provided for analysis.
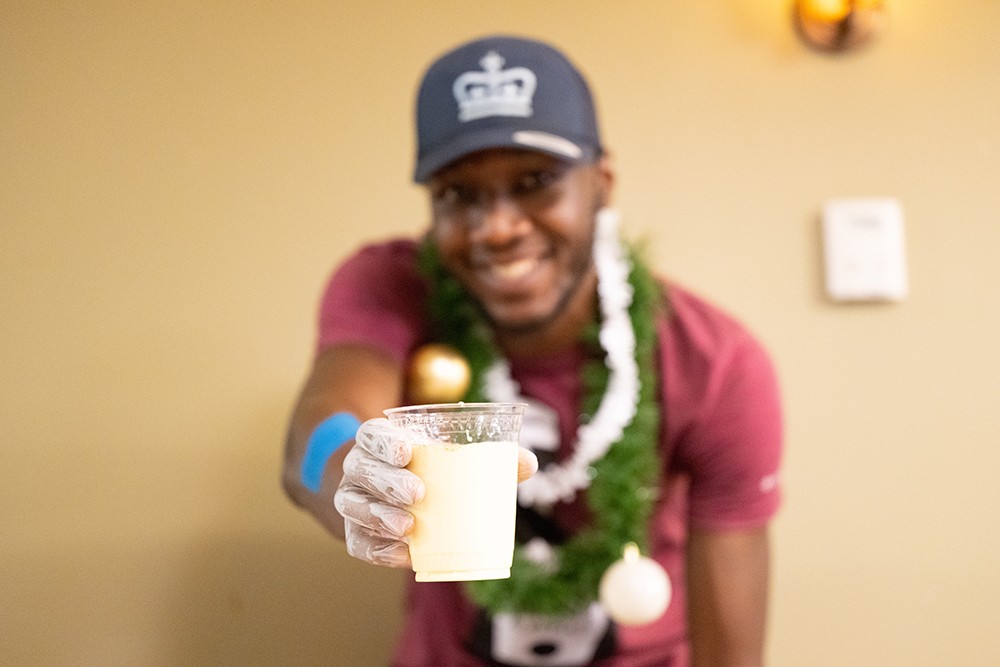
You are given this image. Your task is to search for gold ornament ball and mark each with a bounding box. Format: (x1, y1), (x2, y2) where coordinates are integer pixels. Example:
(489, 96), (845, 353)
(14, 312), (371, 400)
(407, 344), (472, 404)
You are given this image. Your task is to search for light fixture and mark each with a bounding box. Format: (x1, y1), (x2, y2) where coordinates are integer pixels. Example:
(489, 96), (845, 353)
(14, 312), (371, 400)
(794, 0), (887, 53)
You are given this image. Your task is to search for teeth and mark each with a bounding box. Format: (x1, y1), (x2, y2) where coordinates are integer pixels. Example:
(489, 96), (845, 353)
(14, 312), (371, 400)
(491, 258), (536, 280)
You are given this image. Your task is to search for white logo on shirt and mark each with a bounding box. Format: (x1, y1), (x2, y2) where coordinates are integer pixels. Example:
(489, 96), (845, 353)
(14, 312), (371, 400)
(759, 472), (780, 494)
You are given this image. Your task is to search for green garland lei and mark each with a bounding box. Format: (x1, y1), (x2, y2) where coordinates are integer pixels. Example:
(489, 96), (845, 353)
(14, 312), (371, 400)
(417, 236), (663, 616)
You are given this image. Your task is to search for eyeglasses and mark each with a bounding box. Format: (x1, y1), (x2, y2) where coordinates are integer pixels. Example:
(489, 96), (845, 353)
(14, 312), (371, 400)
(429, 163), (573, 228)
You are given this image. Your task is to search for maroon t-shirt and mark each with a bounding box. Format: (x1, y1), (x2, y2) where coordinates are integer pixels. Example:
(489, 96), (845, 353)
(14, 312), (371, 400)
(318, 239), (783, 666)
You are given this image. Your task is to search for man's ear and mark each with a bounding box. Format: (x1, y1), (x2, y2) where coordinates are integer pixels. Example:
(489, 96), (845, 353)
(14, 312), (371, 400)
(594, 153), (615, 208)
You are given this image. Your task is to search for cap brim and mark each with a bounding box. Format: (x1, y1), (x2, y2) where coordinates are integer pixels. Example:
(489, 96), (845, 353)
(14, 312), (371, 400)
(414, 127), (596, 183)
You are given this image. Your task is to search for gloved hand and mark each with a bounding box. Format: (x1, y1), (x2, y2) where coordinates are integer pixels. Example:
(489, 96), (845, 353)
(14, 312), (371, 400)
(334, 418), (421, 568)
(334, 417), (539, 569)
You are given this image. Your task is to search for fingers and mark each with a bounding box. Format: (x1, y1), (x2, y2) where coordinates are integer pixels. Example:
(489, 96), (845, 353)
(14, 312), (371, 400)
(335, 482), (414, 568)
(354, 417), (412, 467)
(344, 521), (411, 568)
(334, 486), (415, 537)
(517, 446), (538, 483)
(341, 445), (425, 506)
(335, 418), (424, 569)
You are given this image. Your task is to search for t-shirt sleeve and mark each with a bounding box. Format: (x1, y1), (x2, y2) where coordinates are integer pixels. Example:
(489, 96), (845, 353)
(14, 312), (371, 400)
(681, 331), (784, 531)
(315, 240), (429, 365)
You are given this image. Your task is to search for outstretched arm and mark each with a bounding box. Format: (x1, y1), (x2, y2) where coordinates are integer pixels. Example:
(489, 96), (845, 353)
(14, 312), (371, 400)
(282, 343), (406, 541)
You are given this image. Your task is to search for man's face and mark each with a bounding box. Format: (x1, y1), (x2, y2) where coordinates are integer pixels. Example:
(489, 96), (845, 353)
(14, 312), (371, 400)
(427, 149), (612, 335)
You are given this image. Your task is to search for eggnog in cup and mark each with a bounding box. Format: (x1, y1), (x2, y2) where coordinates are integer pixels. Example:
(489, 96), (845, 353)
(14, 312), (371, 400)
(385, 403), (525, 582)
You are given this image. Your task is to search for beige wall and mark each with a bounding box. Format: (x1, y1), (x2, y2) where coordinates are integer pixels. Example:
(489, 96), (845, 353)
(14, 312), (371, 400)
(2, 2), (998, 665)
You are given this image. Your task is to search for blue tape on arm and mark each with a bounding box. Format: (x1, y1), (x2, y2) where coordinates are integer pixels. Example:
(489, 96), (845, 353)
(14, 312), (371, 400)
(300, 412), (362, 493)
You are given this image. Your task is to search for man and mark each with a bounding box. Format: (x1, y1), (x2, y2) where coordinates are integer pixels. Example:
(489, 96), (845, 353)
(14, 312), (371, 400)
(283, 35), (782, 666)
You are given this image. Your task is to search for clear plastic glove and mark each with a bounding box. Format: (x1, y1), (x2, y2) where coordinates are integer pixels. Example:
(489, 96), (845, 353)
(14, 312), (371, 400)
(334, 416), (539, 569)
(334, 418), (421, 568)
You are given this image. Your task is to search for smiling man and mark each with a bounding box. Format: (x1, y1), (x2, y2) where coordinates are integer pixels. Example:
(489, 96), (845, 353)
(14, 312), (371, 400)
(428, 148), (608, 347)
(283, 35), (783, 667)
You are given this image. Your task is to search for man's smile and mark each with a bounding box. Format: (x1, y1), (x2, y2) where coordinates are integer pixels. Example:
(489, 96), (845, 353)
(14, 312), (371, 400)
(488, 256), (538, 282)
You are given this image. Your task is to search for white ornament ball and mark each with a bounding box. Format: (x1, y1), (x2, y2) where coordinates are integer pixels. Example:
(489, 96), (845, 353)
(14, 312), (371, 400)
(598, 543), (671, 626)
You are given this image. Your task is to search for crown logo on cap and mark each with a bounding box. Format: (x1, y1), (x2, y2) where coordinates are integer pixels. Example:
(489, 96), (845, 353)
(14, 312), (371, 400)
(452, 51), (537, 122)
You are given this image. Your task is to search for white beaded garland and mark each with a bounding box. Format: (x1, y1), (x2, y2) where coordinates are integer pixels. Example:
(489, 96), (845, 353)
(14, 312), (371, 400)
(598, 543), (671, 626)
(486, 208), (640, 509)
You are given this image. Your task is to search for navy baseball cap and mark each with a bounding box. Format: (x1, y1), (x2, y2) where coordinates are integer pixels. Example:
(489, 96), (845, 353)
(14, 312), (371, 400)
(413, 35), (603, 183)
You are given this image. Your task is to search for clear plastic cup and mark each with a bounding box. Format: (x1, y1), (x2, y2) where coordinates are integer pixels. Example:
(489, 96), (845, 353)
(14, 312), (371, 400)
(385, 402), (526, 582)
